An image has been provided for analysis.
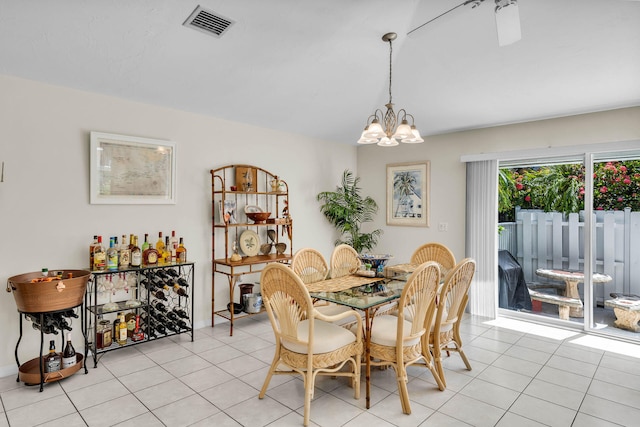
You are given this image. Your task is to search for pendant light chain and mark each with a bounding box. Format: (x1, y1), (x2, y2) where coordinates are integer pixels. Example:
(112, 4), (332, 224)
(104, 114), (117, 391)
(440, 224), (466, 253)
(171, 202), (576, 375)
(388, 37), (393, 105)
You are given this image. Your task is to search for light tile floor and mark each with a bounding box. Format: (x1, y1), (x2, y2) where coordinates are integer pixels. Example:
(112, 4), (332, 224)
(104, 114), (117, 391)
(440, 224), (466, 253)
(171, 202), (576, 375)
(2, 314), (640, 426)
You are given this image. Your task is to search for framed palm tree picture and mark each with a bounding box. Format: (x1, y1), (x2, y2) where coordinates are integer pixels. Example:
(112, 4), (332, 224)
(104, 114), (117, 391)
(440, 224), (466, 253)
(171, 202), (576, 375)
(386, 162), (430, 227)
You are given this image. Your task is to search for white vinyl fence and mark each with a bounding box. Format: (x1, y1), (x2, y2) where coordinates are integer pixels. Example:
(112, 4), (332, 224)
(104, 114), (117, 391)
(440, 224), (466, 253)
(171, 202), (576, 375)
(499, 207), (640, 303)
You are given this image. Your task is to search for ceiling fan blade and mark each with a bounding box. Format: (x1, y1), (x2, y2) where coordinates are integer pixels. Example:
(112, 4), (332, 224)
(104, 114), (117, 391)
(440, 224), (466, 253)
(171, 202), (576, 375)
(495, 0), (522, 46)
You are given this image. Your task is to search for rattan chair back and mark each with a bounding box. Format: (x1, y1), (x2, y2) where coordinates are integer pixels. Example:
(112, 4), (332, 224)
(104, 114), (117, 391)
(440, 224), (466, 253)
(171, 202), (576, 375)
(429, 258), (476, 387)
(330, 244), (361, 278)
(410, 242), (456, 276)
(291, 248), (329, 284)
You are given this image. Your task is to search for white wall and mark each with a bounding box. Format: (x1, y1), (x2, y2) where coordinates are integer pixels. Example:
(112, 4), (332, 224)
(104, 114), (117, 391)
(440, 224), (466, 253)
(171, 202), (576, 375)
(0, 75), (356, 375)
(357, 107), (640, 269)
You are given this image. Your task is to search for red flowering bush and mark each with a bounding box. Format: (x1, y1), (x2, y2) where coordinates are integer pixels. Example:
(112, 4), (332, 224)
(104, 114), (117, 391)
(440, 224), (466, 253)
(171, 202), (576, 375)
(499, 161), (640, 220)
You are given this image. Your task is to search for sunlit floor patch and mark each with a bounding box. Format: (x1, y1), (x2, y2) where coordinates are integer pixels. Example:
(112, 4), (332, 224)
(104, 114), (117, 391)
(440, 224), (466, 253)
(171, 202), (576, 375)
(485, 317), (581, 340)
(569, 334), (640, 359)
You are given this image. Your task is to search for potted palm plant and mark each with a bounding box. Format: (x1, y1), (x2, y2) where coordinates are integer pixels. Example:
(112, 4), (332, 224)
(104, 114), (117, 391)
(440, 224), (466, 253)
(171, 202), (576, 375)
(316, 170), (382, 253)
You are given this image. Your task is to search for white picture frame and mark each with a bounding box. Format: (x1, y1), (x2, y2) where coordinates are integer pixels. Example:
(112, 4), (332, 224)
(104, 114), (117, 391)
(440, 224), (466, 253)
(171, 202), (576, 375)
(90, 132), (176, 204)
(386, 161), (430, 227)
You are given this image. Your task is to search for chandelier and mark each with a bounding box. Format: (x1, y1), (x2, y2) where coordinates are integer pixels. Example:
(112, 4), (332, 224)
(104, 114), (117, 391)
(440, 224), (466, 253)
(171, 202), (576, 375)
(357, 32), (423, 147)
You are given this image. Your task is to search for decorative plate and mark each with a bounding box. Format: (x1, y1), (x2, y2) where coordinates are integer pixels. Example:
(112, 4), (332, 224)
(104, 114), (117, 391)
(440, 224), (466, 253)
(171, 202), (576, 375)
(244, 205), (263, 214)
(239, 230), (260, 256)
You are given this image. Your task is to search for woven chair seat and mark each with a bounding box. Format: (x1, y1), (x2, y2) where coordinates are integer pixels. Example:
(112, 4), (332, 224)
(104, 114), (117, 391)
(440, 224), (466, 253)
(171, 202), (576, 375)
(283, 318), (357, 354)
(370, 315), (420, 347)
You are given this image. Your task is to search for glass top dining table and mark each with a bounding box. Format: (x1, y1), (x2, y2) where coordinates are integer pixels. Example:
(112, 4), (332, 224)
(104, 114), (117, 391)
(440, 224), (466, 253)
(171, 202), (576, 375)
(309, 276), (409, 409)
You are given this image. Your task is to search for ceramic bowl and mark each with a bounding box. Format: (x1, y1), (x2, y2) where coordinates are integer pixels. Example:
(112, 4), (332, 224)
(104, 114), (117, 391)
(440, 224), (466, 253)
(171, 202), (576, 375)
(246, 212), (271, 223)
(358, 254), (393, 270)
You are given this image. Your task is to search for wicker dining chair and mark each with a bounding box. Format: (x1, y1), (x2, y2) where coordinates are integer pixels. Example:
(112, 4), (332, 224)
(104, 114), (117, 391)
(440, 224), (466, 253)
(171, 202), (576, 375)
(291, 247), (353, 318)
(291, 248), (330, 284)
(368, 261), (445, 414)
(410, 242), (456, 276)
(330, 244), (361, 278)
(426, 258), (476, 388)
(259, 263), (363, 426)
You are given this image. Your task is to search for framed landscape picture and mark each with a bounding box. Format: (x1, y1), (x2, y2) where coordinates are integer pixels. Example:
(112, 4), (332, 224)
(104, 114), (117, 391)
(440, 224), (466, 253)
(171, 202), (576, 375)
(90, 132), (176, 204)
(386, 161), (430, 227)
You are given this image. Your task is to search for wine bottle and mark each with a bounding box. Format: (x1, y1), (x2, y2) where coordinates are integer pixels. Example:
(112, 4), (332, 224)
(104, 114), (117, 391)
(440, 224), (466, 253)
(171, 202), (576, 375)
(106, 237), (118, 271)
(173, 307), (189, 319)
(62, 333), (77, 369)
(93, 236), (106, 271)
(154, 301), (168, 312)
(50, 313), (72, 331)
(165, 311), (179, 322)
(130, 235), (142, 267)
(176, 237), (187, 263)
(152, 318), (167, 335)
(177, 277), (190, 288)
(175, 318), (190, 330)
(166, 268), (179, 278)
(44, 340), (61, 373)
(172, 284), (188, 298)
(154, 290), (167, 301)
(119, 234), (131, 268)
(62, 309), (79, 319)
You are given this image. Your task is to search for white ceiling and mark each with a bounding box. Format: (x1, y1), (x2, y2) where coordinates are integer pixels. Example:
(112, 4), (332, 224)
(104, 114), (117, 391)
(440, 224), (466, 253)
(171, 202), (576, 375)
(1, 0), (639, 145)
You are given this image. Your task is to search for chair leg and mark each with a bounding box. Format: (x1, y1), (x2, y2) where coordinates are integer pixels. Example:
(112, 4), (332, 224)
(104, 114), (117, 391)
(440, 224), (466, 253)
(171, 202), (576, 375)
(396, 364), (412, 414)
(353, 356), (361, 399)
(303, 370), (313, 426)
(259, 353), (280, 398)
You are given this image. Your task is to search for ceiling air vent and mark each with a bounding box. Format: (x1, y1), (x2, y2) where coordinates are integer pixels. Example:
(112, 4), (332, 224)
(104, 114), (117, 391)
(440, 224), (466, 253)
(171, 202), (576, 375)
(183, 5), (235, 38)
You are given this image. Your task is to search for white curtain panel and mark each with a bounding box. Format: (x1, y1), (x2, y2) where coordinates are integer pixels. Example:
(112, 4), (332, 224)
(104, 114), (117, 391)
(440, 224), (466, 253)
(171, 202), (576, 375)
(465, 160), (498, 318)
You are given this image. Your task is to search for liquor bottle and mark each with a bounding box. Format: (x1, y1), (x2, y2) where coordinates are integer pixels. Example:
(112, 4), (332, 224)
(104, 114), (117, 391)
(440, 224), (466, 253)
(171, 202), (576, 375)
(141, 233), (150, 252)
(162, 236), (171, 264)
(130, 236), (142, 267)
(176, 237), (187, 263)
(169, 230), (179, 263)
(89, 235), (98, 269)
(93, 236), (106, 271)
(44, 340), (61, 373)
(142, 241), (159, 266)
(119, 234), (131, 268)
(125, 312), (136, 337)
(112, 313), (121, 341)
(62, 333), (77, 369)
(128, 234), (135, 251)
(106, 237), (118, 271)
(131, 315), (145, 342)
(117, 312), (128, 345)
(155, 232), (165, 257)
(45, 340), (61, 369)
